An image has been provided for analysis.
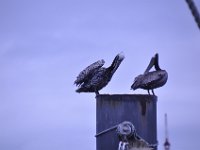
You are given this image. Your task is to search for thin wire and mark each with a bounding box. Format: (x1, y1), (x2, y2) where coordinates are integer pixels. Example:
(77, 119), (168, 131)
(185, 0), (200, 30)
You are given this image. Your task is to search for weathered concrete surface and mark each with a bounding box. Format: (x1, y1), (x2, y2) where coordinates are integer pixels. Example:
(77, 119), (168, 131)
(96, 94), (157, 150)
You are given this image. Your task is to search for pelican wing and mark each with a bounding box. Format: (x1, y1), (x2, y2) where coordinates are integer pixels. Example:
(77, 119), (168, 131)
(74, 59), (105, 86)
(132, 71), (163, 90)
(75, 68), (107, 93)
(141, 71), (164, 88)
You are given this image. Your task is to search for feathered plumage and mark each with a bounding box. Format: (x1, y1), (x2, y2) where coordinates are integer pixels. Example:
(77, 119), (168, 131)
(74, 52), (125, 95)
(131, 53), (168, 95)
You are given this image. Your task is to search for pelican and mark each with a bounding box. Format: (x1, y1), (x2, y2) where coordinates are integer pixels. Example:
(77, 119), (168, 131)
(74, 52), (125, 95)
(131, 53), (168, 95)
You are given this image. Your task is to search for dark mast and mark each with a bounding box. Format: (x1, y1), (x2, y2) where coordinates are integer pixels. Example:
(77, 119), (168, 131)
(164, 113), (170, 150)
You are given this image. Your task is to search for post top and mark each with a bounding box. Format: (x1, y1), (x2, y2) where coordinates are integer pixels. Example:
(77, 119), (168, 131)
(96, 94), (157, 99)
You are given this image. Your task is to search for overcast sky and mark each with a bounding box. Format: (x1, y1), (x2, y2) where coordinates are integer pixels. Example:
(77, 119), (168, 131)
(0, 0), (200, 150)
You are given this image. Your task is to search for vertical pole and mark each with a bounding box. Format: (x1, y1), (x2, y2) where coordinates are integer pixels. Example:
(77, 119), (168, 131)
(164, 114), (169, 140)
(96, 94), (157, 150)
(164, 113), (170, 150)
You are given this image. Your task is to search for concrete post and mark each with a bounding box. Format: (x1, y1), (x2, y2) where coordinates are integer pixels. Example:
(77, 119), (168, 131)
(96, 94), (157, 150)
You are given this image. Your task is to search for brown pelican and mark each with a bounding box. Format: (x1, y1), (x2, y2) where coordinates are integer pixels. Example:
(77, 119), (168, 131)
(74, 52), (125, 95)
(131, 53), (168, 95)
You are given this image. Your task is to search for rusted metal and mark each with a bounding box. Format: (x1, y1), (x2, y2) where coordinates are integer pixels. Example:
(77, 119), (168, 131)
(116, 121), (157, 150)
(96, 94), (157, 150)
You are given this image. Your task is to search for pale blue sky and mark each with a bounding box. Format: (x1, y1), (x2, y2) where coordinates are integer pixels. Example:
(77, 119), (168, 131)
(0, 0), (200, 150)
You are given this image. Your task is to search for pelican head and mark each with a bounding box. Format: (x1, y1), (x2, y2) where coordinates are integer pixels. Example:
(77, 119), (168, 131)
(154, 53), (161, 70)
(109, 52), (125, 74)
(118, 52), (125, 61)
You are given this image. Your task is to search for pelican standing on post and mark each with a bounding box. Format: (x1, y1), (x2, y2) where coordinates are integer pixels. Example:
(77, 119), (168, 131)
(131, 53), (168, 95)
(74, 52), (125, 96)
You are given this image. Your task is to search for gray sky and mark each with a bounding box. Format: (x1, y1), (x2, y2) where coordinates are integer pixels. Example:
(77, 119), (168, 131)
(0, 0), (200, 150)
